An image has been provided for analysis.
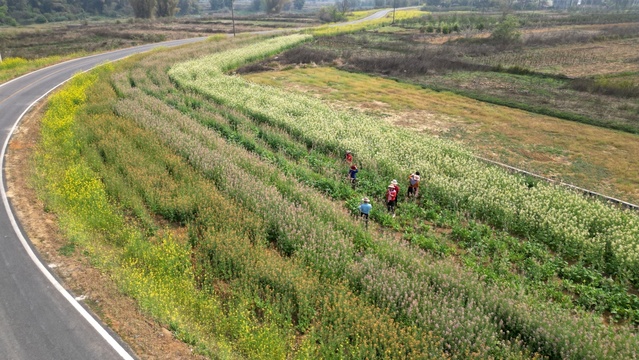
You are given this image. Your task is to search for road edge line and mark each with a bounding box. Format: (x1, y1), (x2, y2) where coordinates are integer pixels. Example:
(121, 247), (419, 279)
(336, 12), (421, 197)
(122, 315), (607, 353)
(0, 77), (136, 360)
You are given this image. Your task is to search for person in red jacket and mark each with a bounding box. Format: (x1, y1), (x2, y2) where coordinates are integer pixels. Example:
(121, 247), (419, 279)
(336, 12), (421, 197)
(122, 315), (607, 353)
(391, 179), (400, 196)
(386, 184), (398, 217)
(345, 151), (353, 165)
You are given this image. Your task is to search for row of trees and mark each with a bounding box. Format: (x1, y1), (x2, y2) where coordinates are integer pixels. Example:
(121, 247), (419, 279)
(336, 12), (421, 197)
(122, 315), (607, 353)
(0, 0), (199, 24)
(2, 0), (637, 25)
(416, 0), (639, 9)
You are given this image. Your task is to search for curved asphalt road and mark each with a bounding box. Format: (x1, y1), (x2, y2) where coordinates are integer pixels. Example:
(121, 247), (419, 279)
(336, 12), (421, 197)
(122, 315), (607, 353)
(0, 37), (207, 360)
(0, 9), (398, 359)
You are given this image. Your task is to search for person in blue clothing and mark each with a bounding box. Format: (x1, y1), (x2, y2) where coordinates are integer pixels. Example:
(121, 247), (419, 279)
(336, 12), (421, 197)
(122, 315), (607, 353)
(358, 197), (372, 228)
(348, 164), (359, 187)
(358, 197), (372, 219)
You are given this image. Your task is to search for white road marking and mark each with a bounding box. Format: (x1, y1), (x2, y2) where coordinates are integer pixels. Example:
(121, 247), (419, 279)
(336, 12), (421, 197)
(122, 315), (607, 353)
(1, 72), (135, 360)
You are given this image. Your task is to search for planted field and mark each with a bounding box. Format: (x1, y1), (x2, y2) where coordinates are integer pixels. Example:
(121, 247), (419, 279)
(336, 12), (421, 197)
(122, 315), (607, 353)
(472, 37), (639, 77)
(33, 33), (639, 359)
(244, 66), (639, 204)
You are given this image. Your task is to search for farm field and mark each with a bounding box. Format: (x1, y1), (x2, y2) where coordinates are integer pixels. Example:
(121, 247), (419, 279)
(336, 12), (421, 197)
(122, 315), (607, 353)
(251, 15), (639, 132)
(244, 66), (639, 204)
(237, 12), (639, 204)
(19, 29), (639, 359)
(0, 14), (315, 59)
(5, 8), (639, 360)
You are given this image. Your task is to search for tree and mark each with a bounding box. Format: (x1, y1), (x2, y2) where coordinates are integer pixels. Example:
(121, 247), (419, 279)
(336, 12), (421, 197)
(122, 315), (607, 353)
(318, 4), (345, 22)
(263, 0), (287, 13)
(490, 14), (521, 44)
(129, 0), (155, 18)
(293, 0), (304, 10)
(156, 0), (177, 16)
(210, 0), (231, 10)
(177, 0), (199, 14)
(335, 0), (348, 13)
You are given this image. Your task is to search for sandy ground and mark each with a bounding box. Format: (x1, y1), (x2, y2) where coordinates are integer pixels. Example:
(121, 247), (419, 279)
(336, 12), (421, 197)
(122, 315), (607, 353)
(5, 100), (206, 360)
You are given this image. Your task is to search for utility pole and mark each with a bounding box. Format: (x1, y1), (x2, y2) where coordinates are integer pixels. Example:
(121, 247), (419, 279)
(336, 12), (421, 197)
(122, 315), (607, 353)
(392, 0), (396, 24)
(231, 0), (236, 37)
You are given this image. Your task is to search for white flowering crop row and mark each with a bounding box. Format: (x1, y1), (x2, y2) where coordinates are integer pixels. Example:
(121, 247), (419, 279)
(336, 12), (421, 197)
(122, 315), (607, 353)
(169, 35), (639, 283)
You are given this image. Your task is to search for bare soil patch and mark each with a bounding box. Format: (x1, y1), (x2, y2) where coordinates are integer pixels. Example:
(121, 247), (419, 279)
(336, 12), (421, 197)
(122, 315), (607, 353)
(5, 101), (206, 359)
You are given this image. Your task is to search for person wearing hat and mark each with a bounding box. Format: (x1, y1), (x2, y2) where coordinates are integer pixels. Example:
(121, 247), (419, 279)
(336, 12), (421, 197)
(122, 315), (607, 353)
(358, 197), (372, 220)
(391, 179), (400, 197)
(345, 150), (353, 165)
(348, 164), (359, 186)
(385, 184), (398, 217)
(407, 171), (421, 198)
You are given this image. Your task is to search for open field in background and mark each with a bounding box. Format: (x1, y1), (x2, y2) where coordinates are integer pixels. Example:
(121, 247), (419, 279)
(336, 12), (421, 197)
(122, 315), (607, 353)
(472, 36), (639, 77)
(0, 12), (319, 83)
(2, 9), (363, 61)
(254, 27), (639, 133)
(244, 66), (639, 204)
(237, 13), (639, 204)
(0, 14), (315, 60)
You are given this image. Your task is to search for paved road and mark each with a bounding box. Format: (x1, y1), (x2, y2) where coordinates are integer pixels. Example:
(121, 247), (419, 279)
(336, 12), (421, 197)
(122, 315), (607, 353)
(0, 37), (206, 360)
(0, 9), (400, 359)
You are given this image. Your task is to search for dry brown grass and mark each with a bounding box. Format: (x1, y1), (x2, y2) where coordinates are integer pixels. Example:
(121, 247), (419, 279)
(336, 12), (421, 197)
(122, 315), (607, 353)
(476, 37), (639, 78)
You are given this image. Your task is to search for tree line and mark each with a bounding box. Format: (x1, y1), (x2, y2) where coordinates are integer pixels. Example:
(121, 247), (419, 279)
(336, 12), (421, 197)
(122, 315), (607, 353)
(0, 0), (198, 24)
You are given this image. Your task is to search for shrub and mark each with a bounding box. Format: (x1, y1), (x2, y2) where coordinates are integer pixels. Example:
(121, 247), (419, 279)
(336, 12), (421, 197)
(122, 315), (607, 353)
(490, 15), (521, 44)
(35, 14), (47, 23)
(318, 5), (346, 23)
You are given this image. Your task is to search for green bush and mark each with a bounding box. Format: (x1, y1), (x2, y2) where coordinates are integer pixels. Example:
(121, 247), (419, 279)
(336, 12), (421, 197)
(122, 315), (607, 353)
(490, 15), (521, 44)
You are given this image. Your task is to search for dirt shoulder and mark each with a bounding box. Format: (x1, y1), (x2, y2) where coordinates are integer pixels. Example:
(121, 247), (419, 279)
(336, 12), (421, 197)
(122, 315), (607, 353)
(5, 100), (205, 359)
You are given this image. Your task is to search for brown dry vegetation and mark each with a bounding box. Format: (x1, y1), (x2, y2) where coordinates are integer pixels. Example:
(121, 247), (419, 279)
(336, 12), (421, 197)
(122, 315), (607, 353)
(477, 37), (639, 77)
(0, 15), (316, 59)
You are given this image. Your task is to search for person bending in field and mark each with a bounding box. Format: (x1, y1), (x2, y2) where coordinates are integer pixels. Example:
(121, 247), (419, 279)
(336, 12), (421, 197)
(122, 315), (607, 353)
(386, 184), (398, 217)
(407, 171), (421, 198)
(345, 150), (353, 165)
(358, 197), (372, 220)
(348, 165), (359, 185)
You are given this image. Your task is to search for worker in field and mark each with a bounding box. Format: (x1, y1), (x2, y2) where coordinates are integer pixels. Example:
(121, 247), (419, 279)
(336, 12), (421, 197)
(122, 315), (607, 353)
(391, 179), (400, 196)
(348, 164), (359, 187)
(386, 184), (398, 217)
(407, 171), (421, 198)
(345, 150), (353, 165)
(358, 197), (372, 226)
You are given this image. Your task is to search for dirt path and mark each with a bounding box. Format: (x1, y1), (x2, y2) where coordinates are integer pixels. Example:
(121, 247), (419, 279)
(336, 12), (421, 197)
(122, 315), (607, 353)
(5, 101), (205, 360)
